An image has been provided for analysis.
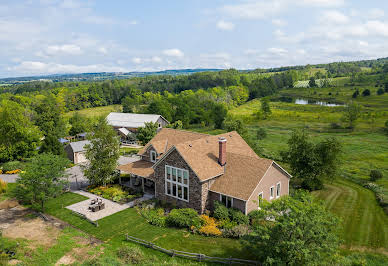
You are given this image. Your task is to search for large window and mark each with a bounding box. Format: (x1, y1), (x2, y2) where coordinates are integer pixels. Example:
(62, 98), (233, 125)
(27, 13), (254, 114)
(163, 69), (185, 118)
(220, 194), (233, 208)
(165, 165), (189, 202)
(150, 151), (157, 163)
(276, 182), (281, 198)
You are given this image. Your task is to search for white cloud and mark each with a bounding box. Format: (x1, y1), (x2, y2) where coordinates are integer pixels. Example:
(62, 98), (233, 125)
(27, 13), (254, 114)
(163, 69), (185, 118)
(151, 56), (162, 63)
(98, 47), (108, 54)
(272, 19), (287, 27)
(216, 20), (235, 31)
(8, 61), (128, 75)
(46, 44), (82, 55)
(132, 57), (142, 64)
(300, 0), (345, 7)
(163, 49), (184, 57)
(365, 20), (388, 36)
(367, 8), (384, 19)
(321, 10), (349, 24)
(268, 47), (288, 55)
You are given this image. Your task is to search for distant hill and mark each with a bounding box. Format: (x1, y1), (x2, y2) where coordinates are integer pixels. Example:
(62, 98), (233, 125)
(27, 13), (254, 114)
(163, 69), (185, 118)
(0, 69), (222, 85)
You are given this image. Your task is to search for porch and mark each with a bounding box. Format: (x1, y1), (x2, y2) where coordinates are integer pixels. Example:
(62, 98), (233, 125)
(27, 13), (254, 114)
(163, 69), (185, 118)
(118, 160), (156, 196)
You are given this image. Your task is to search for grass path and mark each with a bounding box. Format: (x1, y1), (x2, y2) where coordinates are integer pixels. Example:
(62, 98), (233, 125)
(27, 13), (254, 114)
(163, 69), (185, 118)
(313, 179), (388, 251)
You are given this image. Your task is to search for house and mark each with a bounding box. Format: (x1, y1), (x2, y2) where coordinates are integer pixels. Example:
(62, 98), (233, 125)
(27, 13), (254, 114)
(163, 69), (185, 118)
(65, 140), (91, 164)
(119, 128), (291, 214)
(106, 112), (169, 133)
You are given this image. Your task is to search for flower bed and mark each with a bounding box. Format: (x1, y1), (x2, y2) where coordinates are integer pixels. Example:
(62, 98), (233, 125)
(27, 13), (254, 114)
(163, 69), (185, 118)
(136, 200), (252, 238)
(87, 185), (143, 204)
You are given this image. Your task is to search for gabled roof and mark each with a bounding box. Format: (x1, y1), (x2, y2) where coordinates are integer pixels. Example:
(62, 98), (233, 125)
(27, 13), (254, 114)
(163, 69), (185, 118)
(138, 128), (208, 156)
(106, 112), (169, 128)
(68, 140), (91, 153)
(209, 154), (273, 200)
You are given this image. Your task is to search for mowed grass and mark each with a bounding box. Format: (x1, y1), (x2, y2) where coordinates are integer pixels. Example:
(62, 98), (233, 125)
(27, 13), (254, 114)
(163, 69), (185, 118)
(45, 193), (251, 261)
(64, 104), (122, 119)
(227, 80), (388, 253)
(313, 179), (388, 251)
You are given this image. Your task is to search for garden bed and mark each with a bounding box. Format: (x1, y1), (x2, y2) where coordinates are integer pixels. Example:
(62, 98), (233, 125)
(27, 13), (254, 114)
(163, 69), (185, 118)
(87, 185), (143, 204)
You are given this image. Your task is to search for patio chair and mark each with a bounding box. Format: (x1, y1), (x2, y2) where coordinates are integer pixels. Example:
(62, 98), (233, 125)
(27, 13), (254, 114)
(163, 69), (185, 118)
(100, 203), (105, 210)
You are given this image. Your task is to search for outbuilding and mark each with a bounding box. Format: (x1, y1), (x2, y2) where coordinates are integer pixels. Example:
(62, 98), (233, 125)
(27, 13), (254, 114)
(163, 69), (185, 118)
(65, 140), (91, 164)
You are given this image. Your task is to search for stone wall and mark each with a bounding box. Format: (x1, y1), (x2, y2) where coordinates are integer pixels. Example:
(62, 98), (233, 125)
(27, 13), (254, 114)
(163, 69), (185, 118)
(154, 149), (205, 213)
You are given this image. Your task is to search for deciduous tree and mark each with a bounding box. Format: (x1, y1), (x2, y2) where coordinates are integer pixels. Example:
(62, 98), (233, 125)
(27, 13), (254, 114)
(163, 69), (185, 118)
(342, 102), (361, 129)
(14, 153), (69, 212)
(245, 191), (341, 265)
(84, 117), (120, 186)
(136, 122), (158, 146)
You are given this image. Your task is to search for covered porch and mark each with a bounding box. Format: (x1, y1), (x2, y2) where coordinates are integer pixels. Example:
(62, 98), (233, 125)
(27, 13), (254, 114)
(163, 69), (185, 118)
(118, 160), (155, 195)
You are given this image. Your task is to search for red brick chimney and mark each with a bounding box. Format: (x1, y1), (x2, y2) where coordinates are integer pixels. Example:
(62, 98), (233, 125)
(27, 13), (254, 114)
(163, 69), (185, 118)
(218, 137), (227, 166)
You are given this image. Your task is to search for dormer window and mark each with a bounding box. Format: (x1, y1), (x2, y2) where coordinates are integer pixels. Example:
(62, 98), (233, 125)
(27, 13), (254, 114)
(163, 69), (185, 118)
(150, 151), (157, 163)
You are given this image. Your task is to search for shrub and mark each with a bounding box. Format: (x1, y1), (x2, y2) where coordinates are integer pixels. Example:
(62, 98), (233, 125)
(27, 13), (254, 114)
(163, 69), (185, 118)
(213, 201), (230, 221)
(199, 215), (222, 236)
(362, 89), (371, 96)
(116, 246), (144, 264)
(330, 123), (342, 129)
(1, 161), (24, 172)
(352, 90), (359, 98)
(222, 224), (252, 238)
(229, 208), (249, 225)
(377, 88), (385, 95)
(370, 170), (383, 181)
(166, 208), (199, 228)
(256, 127), (267, 140)
(0, 179), (7, 193)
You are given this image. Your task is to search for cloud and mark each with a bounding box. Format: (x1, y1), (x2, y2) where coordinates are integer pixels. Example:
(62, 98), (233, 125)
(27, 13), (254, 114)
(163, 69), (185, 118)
(268, 47), (288, 55)
(163, 49), (184, 57)
(272, 19), (287, 27)
(367, 8), (384, 19)
(151, 56), (162, 63)
(132, 57), (142, 64)
(216, 20), (235, 31)
(321, 10), (349, 24)
(46, 44), (82, 55)
(220, 0), (345, 20)
(8, 61), (128, 75)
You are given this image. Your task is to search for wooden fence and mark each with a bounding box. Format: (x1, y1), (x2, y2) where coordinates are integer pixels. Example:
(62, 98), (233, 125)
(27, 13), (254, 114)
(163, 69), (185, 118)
(125, 234), (260, 265)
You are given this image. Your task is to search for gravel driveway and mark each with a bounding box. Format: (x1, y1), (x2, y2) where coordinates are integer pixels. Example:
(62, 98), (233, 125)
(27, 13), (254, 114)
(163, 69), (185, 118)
(0, 174), (19, 183)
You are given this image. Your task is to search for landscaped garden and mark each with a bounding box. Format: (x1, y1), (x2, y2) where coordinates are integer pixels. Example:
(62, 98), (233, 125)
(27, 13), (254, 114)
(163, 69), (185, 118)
(88, 185), (143, 204)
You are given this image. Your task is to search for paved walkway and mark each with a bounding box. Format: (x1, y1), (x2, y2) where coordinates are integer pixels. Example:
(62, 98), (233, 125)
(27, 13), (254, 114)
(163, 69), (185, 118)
(66, 190), (153, 221)
(0, 174), (19, 183)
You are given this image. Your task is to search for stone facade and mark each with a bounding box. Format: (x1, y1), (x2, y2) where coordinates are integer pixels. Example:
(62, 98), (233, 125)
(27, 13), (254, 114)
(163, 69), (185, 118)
(154, 149), (205, 213)
(142, 145), (157, 163)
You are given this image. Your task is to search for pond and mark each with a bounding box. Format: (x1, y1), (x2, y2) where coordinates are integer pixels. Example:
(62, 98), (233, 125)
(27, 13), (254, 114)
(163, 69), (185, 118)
(294, 98), (345, 107)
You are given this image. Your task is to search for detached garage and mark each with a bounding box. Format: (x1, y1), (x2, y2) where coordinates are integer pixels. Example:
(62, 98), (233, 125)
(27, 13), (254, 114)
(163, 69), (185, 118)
(65, 140), (91, 164)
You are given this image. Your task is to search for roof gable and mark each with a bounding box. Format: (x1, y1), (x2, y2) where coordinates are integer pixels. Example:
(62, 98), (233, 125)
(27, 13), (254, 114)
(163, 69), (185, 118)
(68, 140), (91, 153)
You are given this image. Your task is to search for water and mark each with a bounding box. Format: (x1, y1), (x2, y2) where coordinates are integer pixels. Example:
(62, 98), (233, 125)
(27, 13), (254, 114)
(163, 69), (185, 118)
(295, 98), (344, 107)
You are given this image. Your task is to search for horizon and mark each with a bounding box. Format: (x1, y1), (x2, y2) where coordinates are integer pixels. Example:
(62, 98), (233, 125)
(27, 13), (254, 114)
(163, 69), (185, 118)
(2, 0), (388, 78)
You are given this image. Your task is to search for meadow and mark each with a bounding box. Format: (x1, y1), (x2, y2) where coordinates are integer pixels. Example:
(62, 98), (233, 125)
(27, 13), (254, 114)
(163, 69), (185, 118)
(226, 78), (388, 254)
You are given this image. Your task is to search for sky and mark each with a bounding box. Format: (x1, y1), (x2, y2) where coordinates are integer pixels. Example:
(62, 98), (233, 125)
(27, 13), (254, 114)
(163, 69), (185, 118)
(1, 0), (388, 78)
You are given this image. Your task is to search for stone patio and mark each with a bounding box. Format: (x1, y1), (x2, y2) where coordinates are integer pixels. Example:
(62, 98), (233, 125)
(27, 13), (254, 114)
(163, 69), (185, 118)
(66, 190), (153, 221)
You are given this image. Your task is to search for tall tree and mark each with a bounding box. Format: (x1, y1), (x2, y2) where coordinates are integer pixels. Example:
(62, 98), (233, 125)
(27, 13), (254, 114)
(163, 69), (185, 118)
(40, 134), (65, 156)
(34, 94), (66, 137)
(245, 191), (341, 265)
(69, 112), (90, 136)
(0, 100), (41, 162)
(260, 98), (272, 119)
(84, 117), (120, 186)
(342, 102), (361, 129)
(212, 103), (228, 129)
(14, 153), (69, 212)
(281, 130), (342, 190)
(137, 122), (158, 145)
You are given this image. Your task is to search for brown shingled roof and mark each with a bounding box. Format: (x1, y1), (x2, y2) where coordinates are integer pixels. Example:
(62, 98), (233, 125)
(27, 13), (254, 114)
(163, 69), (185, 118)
(173, 131), (259, 181)
(118, 160), (154, 179)
(138, 128), (207, 155)
(209, 153), (273, 200)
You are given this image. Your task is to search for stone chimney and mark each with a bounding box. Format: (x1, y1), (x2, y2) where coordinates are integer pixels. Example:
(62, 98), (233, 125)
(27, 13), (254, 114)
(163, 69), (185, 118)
(218, 137), (227, 166)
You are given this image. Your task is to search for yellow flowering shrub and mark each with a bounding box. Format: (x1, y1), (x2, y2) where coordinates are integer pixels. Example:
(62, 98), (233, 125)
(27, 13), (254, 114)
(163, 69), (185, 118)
(198, 215), (222, 236)
(0, 179), (7, 193)
(5, 169), (21, 175)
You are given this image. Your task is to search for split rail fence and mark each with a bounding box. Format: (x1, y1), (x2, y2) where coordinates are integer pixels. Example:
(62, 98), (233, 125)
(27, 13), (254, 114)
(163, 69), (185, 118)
(125, 234), (260, 265)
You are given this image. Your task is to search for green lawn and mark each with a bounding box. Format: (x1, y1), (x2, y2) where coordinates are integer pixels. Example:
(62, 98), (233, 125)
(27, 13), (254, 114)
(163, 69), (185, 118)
(64, 104), (122, 119)
(45, 193), (251, 260)
(313, 179), (388, 250)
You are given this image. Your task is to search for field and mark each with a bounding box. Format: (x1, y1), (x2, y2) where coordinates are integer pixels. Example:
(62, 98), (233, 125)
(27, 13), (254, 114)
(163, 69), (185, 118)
(64, 104), (122, 119)
(226, 77), (388, 254)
